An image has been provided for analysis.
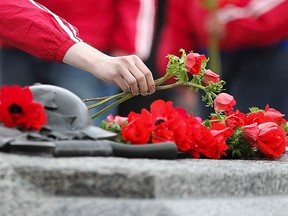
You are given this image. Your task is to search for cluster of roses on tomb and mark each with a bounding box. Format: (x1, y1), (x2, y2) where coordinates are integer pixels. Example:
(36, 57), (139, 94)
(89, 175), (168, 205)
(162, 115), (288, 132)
(0, 49), (287, 159)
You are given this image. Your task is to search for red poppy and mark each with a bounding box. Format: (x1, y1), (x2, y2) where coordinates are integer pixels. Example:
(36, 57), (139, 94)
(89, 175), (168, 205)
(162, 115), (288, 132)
(150, 100), (187, 144)
(188, 125), (229, 159)
(150, 100), (175, 126)
(122, 109), (153, 144)
(152, 127), (175, 143)
(0, 85), (47, 130)
(173, 113), (202, 153)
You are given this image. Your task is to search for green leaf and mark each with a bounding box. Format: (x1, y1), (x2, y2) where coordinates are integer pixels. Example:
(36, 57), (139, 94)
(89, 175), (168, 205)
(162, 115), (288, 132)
(226, 127), (256, 159)
(248, 107), (263, 113)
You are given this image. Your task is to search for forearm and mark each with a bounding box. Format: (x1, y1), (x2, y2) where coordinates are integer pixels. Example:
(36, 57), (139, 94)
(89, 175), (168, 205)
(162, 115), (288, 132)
(63, 42), (156, 96)
(63, 42), (109, 75)
(0, 0), (155, 96)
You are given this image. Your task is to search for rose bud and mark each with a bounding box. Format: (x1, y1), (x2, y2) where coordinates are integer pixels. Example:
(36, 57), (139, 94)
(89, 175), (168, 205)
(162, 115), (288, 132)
(185, 52), (207, 75)
(202, 69), (220, 86)
(214, 93), (236, 112)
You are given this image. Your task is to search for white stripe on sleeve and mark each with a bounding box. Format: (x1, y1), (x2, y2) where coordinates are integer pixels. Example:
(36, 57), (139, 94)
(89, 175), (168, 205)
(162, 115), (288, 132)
(217, 0), (286, 24)
(28, 0), (82, 43)
(135, 0), (155, 60)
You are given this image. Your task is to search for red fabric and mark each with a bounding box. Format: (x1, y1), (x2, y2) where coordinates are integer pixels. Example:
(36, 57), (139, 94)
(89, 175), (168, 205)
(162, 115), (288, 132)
(0, 0), (81, 62)
(0, 0), (154, 61)
(36, 0), (142, 54)
(219, 1), (288, 49)
(156, 0), (288, 76)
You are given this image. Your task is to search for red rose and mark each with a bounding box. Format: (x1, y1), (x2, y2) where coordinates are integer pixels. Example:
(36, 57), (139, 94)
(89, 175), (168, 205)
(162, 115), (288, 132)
(214, 93), (236, 112)
(0, 85), (47, 130)
(257, 122), (286, 158)
(202, 69), (220, 86)
(185, 52), (207, 75)
(122, 109), (153, 144)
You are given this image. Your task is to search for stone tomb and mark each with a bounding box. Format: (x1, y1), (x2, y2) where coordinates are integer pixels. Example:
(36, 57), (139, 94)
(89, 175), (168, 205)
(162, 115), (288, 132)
(1, 151), (288, 216)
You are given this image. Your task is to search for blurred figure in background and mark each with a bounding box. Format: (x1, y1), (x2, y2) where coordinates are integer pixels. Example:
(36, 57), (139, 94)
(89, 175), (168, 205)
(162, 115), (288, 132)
(119, 0), (172, 117)
(0, 0), (156, 125)
(156, 0), (288, 118)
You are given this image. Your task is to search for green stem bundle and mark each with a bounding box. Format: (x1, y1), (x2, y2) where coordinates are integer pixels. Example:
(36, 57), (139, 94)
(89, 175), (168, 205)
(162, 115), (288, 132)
(83, 49), (224, 120)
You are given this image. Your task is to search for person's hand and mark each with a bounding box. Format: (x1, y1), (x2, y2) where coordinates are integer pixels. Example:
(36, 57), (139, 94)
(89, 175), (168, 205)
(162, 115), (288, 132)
(92, 54), (155, 96)
(63, 42), (155, 96)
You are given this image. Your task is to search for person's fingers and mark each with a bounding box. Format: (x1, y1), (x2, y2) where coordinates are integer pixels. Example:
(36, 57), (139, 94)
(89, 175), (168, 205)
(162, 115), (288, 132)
(116, 55), (154, 96)
(128, 66), (148, 96)
(122, 71), (139, 95)
(113, 76), (130, 93)
(113, 66), (139, 95)
(133, 56), (155, 95)
(98, 55), (155, 96)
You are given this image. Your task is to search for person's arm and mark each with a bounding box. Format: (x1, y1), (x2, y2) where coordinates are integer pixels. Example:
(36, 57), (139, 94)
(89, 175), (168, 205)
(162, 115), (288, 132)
(0, 0), (81, 62)
(0, 0), (155, 95)
(63, 42), (155, 95)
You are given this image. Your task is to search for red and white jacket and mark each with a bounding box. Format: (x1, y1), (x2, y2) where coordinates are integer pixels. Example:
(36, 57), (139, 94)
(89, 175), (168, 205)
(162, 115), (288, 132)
(0, 0), (80, 62)
(0, 0), (156, 62)
(156, 0), (288, 76)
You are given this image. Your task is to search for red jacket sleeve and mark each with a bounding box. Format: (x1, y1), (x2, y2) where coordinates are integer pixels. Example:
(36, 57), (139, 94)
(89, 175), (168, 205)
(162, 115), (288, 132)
(0, 0), (82, 62)
(217, 0), (288, 50)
